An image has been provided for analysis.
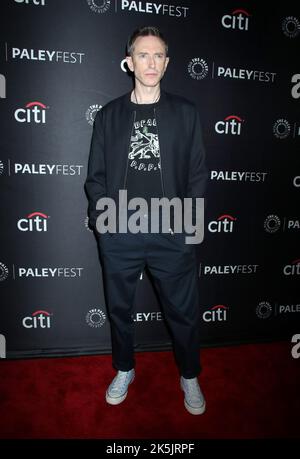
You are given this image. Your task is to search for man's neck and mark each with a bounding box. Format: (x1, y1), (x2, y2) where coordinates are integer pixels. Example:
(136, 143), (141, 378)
(132, 84), (161, 104)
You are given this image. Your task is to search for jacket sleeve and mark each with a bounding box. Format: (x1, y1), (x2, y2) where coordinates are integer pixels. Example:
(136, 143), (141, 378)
(84, 109), (106, 230)
(187, 106), (208, 220)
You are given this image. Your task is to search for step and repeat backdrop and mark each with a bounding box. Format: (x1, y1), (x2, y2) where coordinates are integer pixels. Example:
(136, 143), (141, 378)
(0, 0), (299, 358)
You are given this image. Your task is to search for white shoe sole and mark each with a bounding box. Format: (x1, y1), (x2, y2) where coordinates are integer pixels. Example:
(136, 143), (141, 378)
(184, 398), (206, 415)
(105, 375), (135, 405)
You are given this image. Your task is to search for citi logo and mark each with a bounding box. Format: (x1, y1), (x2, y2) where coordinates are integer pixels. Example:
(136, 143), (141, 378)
(283, 259), (300, 276)
(215, 115), (243, 135)
(22, 310), (52, 329)
(14, 101), (48, 123)
(14, 0), (46, 5)
(0, 74), (6, 98)
(203, 305), (228, 322)
(208, 214), (237, 233)
(221, 9), (251, 31)
(17, 212), (49, 232)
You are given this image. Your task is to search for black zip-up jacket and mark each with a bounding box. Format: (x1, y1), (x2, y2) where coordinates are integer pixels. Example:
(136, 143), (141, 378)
(85, 90), (208, 231)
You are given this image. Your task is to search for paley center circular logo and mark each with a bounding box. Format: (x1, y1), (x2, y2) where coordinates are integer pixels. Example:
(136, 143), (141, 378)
(86, 0), (111, 14)
(282, 16), (300, 38)
(256, 301), (273, 319)
(273, 119), (291, 139)
(86, 104), (102, 126)
(0, 262), (9, 281)
(188, 58), (209, 80)
(0, 160), (4, 175)
(84, 216), (93, 232)
(121, 58), (130, 73)
(86, 308), (106, 328)
(264, 214), (281, 233)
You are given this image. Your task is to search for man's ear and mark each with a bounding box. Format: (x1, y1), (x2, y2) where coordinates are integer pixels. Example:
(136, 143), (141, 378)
(164, 57), (170, 72)
(126, 56), (134, 73)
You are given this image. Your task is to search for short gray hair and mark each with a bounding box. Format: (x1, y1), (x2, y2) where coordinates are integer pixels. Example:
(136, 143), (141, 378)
(126, 26), (168, 56)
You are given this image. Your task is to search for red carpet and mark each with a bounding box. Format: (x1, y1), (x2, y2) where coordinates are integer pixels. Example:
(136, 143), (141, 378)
(0, 340), (299, 439)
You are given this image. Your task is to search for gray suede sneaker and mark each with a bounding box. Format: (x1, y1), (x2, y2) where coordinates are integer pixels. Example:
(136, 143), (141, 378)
(180, 376), (206, 415)
(106, 369), (135, 405)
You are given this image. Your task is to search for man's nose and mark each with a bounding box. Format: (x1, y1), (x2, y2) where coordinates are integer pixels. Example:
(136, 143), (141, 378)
(148, 55), (155, 67)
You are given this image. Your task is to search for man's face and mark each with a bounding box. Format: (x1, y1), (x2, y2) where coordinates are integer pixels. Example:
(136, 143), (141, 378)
(126, 35), (169, 88)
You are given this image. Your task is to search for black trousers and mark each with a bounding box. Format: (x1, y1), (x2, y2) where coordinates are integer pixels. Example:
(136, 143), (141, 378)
(97, 219), (202, 379)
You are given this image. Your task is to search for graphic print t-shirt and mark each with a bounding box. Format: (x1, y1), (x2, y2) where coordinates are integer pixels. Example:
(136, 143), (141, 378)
(125, 103), (163, 205)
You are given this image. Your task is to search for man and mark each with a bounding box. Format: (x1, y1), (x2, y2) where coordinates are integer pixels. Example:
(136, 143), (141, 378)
(85, 26), (208, 415)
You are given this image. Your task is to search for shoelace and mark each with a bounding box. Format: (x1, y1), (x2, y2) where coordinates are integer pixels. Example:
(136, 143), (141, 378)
(183, 379), (202, 400)
(111, 372), (131, 391)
